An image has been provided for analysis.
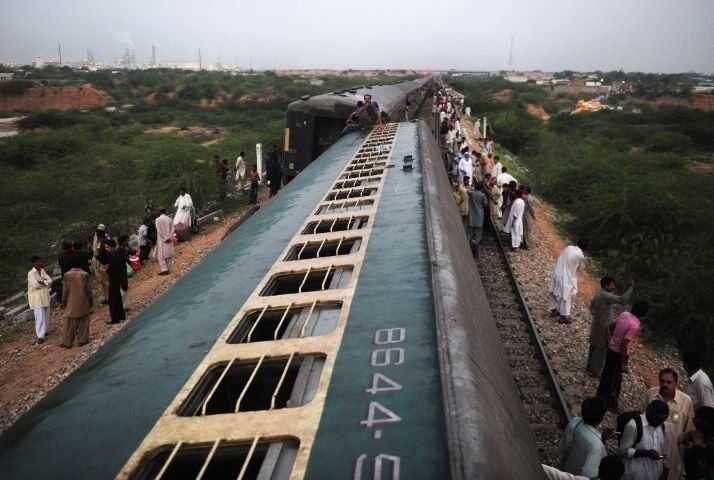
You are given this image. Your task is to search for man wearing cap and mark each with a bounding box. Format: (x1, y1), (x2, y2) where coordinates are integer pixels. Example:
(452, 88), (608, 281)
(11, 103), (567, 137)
(92, 224), (110, 304)
(620, 400), (671, 480)
(154, 207), (175, 275)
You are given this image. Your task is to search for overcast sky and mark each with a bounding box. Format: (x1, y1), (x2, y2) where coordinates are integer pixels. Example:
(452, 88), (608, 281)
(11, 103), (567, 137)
(1, 0), (712, 73)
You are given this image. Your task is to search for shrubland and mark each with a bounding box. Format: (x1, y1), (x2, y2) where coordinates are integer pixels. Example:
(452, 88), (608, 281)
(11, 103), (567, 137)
(0, 69), (415, 296)
(448, 75), (714, 362)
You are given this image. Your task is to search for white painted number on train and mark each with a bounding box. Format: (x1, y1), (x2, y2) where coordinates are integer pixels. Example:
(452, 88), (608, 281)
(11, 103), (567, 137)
(365, 373), (402, 395)
(354, 453), (401, 480)
(360, 401), (402, 427)
(374, 328), (405, 344)
(370, 348), (404, 366)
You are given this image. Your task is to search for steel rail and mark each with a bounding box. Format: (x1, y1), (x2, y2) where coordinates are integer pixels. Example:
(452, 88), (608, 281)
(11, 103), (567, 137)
(488, 216), (572, 426)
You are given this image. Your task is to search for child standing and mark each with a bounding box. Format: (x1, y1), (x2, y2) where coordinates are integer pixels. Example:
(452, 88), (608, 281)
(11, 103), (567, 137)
(249, 165), (260, 204)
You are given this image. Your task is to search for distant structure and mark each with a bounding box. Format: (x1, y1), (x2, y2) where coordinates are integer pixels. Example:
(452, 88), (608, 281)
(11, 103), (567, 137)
(58, 44), (62, 68)
(508, 37), (513, 74)
(118, 48), (136, 69)
(151, 45), (156, 66)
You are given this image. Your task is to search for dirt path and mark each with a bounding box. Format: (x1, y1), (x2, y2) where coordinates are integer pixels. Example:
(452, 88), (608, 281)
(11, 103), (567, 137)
(0, 188), (269, 434)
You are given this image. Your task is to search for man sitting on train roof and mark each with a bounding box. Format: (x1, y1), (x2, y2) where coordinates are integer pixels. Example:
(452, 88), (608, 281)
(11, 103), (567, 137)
(340, 94), (383, 136)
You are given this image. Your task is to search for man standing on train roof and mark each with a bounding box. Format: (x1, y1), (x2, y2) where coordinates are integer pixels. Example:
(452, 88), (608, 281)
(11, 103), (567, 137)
(173, 187), (193, 227)
(154, 207), (175, 276)
(587, 277), (634, 377)
(548, 239), (588, 324)
(361, 94), (382, 128)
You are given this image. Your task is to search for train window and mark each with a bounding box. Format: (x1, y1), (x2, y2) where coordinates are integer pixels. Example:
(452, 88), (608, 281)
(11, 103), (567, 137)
(315, 200), (373, 215)
(339, 170), (384, 179)
(333, 177), (380, 189)
(285, 237), (361, 260)
(178, 355), (326, 416)
(129, 438), (300, 480)
(324, 188), (376, 201)
(302, 216), (368, 234)
(260, 266), (353, 295)
(227, 302), (341, 344)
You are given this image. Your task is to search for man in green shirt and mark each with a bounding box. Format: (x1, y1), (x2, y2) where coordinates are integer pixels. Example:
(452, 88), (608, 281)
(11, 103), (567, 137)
(587, 276), (634, 377)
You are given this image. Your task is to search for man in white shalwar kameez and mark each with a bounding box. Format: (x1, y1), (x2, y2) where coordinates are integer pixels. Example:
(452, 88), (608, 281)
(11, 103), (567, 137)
(28, 256), (52, 343)
(548, 239), (588, 324)
(234, 152), (246, 194)
(504, 191), (525, 251)
(173, 188), (193, 227)
(154, 207), (175, 275)
(457, 153), (473, 187)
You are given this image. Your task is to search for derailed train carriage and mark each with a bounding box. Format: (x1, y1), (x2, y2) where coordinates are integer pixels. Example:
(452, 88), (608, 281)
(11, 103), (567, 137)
(0, 120), (546, 479)
(282, 76), (433, 182)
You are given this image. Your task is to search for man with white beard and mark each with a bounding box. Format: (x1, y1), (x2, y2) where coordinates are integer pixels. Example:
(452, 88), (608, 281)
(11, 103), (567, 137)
(548, 239), (589, 324)
(504, 189), (526, 252)
(173, 187), (193, 227)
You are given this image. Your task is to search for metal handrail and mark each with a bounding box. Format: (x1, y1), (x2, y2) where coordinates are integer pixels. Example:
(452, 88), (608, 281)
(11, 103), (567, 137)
(246, 306), (269, 343)
(234, 356), (264, 412)
(201, 358), (236, 416)
(236, 437), (260, 480)
(155, 442), (182, 480)
(270, 353), (294, 409)
(195, 439), (220, 480)
(273, 303), (293, 340)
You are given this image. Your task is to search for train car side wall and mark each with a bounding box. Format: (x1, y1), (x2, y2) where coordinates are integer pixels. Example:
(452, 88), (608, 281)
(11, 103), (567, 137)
(418, 122), (546, 480)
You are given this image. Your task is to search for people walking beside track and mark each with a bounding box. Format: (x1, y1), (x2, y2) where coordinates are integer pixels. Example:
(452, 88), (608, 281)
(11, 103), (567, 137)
(560, 397), (609, 478)
(504, 188), (525, 252)
(173, 188), (193, 227)
(105, 239), (127, 324)
(235, 151), (246, 195)
(27, 256), (52, 344)
(683, 351), (714, 411)
(467, 183), (489, 258)
(619, 400), (670, 480)
(522, 186), (536, 249)
(596, 300), (649, 410)
(587, 277), (634, 377)
(92, 224), (110, 304)
(60, 257), (93, 348)
(641, 368), (694, 480)
(154, 207), (175, 276)
(548, 239), (588, 324)
(249, 165), (260, 205)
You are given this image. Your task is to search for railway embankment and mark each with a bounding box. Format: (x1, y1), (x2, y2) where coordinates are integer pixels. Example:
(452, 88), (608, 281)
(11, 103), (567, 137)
(460, 117), (684, 455)
(0, 192), (267, 434)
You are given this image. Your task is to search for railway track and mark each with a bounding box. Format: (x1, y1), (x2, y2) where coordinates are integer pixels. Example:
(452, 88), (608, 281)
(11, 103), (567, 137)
(477, 219), (571, 465)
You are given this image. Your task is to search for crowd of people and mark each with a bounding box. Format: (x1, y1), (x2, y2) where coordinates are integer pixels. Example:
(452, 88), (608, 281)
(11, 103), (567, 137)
(440, 86), (714, 479)
(25, 145), (282, 349)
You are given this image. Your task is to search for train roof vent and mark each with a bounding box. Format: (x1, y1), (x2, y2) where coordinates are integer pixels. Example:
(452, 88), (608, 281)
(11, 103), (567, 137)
(178, 354), (326, 416)
(129, 438), (299, 480)
(302, 216), (368, 235)
(227, 302), (341, 344)
(285, 237), (362, 261)
(260, 266), (353, 296)
(301, 95), (310, 101)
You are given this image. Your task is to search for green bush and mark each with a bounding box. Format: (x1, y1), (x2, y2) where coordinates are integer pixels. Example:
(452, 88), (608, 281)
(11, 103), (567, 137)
(17, 110), (79, 130)
(0, 79), (35, 96)
(645, 131), (693, 154)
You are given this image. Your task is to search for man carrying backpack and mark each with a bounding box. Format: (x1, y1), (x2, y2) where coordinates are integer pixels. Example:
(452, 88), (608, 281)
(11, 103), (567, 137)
(619, 400), (670, 480)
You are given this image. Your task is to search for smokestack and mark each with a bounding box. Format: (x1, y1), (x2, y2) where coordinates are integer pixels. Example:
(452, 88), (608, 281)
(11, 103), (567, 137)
(152, 45), (156, 65)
